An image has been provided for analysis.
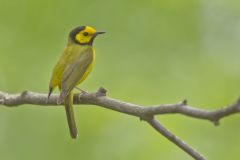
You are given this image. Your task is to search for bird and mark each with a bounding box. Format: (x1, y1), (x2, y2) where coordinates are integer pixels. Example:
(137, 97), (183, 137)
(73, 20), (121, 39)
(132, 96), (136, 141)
(48, 26), (105, 139)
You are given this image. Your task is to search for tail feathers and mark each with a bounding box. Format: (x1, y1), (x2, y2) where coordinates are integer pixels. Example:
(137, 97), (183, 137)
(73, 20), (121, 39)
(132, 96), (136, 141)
(65, 92), (78, 139)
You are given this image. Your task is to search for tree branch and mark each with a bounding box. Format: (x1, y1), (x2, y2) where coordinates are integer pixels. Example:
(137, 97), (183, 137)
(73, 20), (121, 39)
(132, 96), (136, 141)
(0, 87), (239, 160)
(148, 118), (205, 160)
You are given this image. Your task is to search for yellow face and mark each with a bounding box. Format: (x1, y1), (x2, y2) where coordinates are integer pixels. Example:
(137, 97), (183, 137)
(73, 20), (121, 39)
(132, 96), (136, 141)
(75, 26), (97, 44)
(69, 26), (105, 45)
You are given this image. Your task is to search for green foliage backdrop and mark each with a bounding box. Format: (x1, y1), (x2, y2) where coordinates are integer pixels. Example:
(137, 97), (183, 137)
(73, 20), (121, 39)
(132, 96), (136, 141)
(0, 0), (240, 159)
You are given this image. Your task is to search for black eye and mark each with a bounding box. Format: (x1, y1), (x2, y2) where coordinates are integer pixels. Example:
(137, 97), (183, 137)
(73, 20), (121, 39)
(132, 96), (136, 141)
(83, 32), (88, 36)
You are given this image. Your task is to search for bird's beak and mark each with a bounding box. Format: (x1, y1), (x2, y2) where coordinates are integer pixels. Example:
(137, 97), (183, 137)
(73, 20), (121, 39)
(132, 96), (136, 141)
(95, 31), (106, 36)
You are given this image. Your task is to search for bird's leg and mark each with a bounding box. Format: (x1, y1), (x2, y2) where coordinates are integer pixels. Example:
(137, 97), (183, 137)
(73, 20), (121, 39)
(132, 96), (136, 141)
(75, 87), (88, 95)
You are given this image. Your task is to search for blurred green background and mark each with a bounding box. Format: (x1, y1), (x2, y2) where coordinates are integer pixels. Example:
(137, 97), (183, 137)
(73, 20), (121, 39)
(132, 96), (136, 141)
(0, 0), (240, 159)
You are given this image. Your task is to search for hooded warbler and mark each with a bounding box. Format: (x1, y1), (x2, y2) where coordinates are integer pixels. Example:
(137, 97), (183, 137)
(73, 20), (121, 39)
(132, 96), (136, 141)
(48, 26), (105, 139)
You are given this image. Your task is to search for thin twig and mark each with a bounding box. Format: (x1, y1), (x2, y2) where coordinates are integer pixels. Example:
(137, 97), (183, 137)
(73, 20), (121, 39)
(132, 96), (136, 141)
(147, 117), (206, 160)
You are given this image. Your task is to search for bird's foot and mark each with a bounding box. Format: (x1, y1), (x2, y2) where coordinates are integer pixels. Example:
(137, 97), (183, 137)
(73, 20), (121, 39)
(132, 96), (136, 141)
(75, 87), (88, 95)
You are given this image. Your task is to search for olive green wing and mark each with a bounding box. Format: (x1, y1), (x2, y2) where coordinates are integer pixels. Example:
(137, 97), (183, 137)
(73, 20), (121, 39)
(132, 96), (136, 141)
(57, 48), (93, 104)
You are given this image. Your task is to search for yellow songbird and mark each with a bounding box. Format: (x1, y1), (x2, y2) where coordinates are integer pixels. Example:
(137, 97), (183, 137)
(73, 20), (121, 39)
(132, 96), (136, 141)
(48, 26), (105, 139)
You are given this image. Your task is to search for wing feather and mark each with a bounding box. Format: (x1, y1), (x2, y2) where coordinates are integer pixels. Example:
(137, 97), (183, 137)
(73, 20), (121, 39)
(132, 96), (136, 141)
(60, 48), (93, 98)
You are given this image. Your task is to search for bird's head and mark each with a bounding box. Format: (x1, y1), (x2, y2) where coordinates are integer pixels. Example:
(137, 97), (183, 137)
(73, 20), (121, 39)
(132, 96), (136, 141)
(69, 26), (105, 45)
